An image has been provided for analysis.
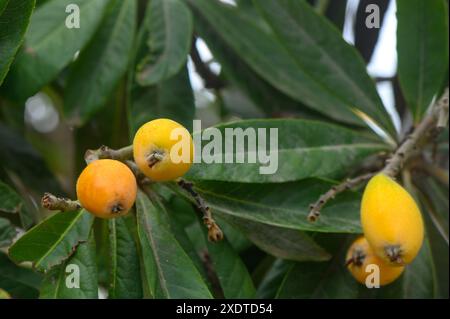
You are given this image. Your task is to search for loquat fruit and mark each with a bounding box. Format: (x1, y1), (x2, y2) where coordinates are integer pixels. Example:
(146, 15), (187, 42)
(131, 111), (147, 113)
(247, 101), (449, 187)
(346, 236), (405, 286)
(361, 174), (424, 266)
(133, 118), (193, 181)
(76, 159), (137, 219)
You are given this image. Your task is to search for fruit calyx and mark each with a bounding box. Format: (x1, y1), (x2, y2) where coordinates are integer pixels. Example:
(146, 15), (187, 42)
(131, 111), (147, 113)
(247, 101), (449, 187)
(385, 245), (404, 265)
(110, 203), (125, 214)
(346, 247), (366, 267)
(146, 150), (165, 168)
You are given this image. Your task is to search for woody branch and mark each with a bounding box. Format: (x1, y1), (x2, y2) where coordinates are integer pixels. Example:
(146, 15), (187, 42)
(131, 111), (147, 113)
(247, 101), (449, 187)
(308, 88), (449, 222)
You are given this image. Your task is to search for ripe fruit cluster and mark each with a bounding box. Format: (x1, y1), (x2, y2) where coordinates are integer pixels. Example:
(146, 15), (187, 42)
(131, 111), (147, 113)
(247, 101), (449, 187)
(347, 174), (424, 286)
(76, 119), (193, 219)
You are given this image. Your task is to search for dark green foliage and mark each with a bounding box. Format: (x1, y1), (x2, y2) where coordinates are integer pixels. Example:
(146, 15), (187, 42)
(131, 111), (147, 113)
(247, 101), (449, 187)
(0, 0), (447, 299)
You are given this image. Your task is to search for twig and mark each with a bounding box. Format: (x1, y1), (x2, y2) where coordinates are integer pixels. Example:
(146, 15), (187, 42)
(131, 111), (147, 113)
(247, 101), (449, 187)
(84, 145), (133, 164)
(177, 179), (223, 242)
(125, 160), (152, 185)
(41, 193), (81, 212)
(307, 173), (375, 222)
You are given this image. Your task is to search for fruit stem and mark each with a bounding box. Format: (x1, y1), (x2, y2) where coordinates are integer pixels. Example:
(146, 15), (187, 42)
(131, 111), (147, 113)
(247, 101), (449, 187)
(385, 245), (403, 265)
(41, 193), (81, 212)
(177, 179), (224, 242)
(308, 172), (375, 222)
(84, 145), (133, 164)
(308, 88), (448, 222)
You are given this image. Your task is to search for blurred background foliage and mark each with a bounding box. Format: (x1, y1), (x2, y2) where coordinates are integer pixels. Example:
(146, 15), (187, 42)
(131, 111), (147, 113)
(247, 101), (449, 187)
(0, 0), (448, 299)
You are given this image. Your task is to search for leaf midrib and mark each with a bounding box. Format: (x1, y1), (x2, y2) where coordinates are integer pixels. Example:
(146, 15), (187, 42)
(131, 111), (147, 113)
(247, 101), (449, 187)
(139, 0), (174, 81)
(139, 195), (170, 298)
(74, 0), (132, 112)
(199, 190), (361, 232)
(139, 195), (212, 298)
(195, 142), (387, 157)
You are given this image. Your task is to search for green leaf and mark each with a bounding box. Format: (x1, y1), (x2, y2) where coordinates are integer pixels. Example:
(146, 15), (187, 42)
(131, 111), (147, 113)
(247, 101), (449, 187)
(0, 124), (62, 195)
(0, 124), (63, 228)
(64, 0), (137, 125)
(200, 222), (256, 299)
(0, 0), (10, 14)
(186, 119), (388, 183)
(256, 259), (292, 299)
(135, 190), (212, 298)
(276, 235), (360, 298)
(395, 239), (436, 298)
(2, 0), (109, 100)
(0, 252), (42, 299)
(9, 210), (94, 272)
(416, 175), (449, 244)
(187, 0), (394, 135)
(164, 207), (212, 290)
(253, 0), (396, 136)
(215, 215), (252, 253)
(39, 234), (98, 299)
(108, 215), (143, 299)
(425, 208), (449, 298)
(218, 214), (331, 262)
(397, 0), (449, 122)
(0, 0), (35, 85)
(0, 180), (24, 214)
(0, 217), (17, 247)
(189, 179), (362, 233)
(136, 0), (193, 86)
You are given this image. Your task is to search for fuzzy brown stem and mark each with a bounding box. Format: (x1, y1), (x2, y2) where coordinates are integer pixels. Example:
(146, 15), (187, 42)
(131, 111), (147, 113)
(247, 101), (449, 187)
(382, 88), (449, 178)
(177, 179), (223, 242)
(41, 193), (81, 212)
(307, 173), (375, 222)
(84, 145), (133, 164)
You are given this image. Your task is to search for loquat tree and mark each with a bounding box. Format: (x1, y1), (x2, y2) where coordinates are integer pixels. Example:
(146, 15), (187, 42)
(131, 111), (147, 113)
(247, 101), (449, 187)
(0, 0), (448, 299)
